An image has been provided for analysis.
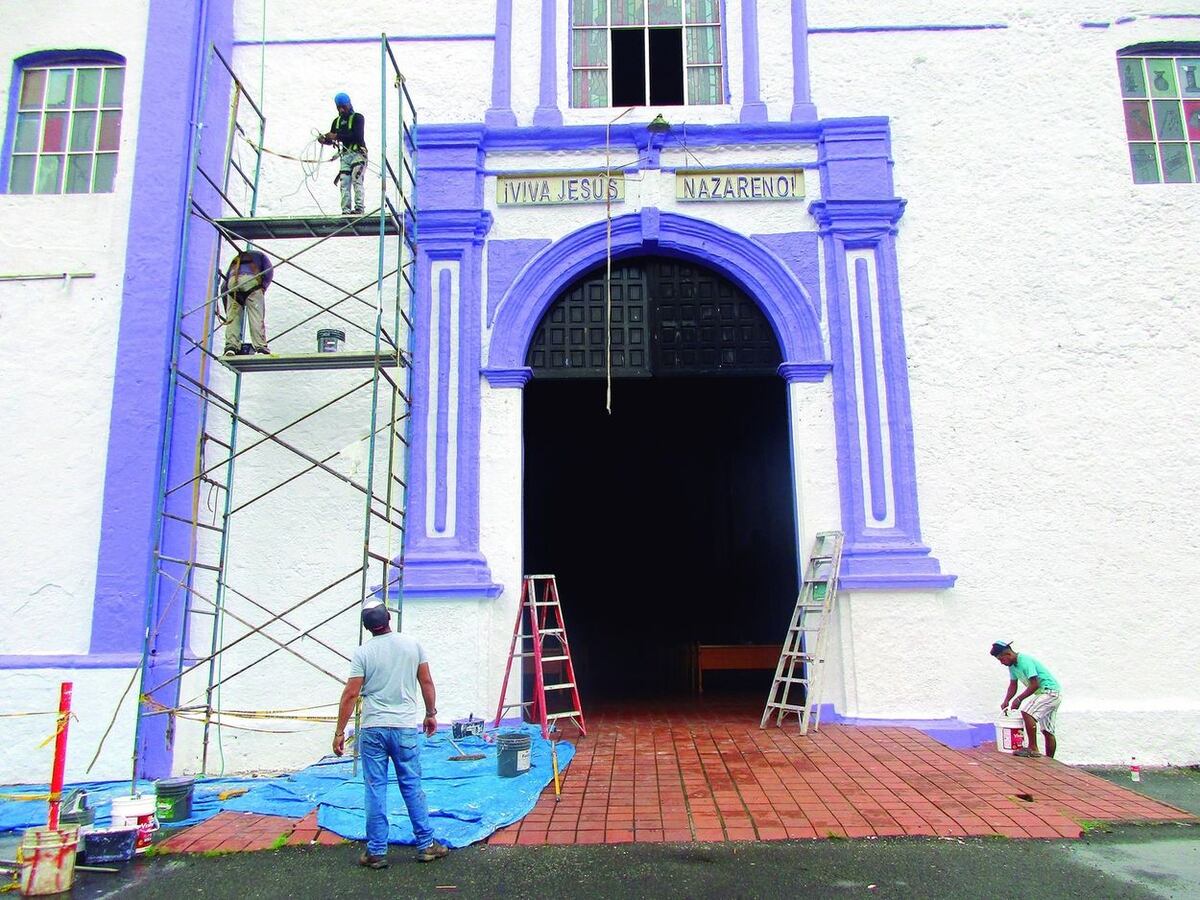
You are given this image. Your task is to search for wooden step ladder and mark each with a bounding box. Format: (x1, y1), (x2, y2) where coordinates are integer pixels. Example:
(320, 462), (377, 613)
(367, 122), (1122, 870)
(760, 531), (845, 734)
(494, 574), (587, 739)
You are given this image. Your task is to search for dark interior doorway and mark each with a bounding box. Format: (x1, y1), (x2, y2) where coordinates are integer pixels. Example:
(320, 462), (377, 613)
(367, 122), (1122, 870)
(524, 373), (798, 701)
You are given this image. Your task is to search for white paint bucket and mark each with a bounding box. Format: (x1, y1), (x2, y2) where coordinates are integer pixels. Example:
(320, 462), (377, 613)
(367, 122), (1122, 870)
(110, 794), (158, 852)
(18, 825), (79, 896)
(994, 713), (1026, 754)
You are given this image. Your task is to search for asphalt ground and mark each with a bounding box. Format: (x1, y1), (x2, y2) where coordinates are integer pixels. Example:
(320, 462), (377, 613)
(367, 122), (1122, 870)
(8, 767), (1198, 899)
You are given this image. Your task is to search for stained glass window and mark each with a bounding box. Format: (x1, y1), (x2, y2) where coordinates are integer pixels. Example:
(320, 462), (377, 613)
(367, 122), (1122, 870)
(1117, 51), (1200, 184)
(7, 60), (125, 194)
(569, 0), (723, 107)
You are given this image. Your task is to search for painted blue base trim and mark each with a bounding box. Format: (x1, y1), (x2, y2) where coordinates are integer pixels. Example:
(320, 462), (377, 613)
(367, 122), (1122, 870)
(400, 554), (504, 601)
(0, 653), (142, 670)
(840, 573), (958, 590)
(400, 584), (505, 601)
(740, 101), (769, 123)
(808, 24), (1008, 34)
(817, 704), (993, 749)
(778, 362), (831, 383)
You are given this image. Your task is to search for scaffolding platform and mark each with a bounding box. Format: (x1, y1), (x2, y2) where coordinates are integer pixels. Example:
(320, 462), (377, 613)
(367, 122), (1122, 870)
(219, 351), (407, 373)
(213, 211), (402, 241)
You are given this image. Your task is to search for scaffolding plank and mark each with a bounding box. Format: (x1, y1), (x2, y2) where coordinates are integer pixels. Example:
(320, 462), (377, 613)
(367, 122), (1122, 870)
(219, 351), (407, 373)
(214, 212), (401, 241)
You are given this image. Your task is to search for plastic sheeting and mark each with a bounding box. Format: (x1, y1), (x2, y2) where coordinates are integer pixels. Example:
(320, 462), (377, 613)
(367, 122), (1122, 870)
(0, 725), (572, 849)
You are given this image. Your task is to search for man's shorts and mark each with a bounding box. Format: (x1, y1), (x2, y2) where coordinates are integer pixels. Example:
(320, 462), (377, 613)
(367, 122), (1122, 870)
(1018, 690), (1061, 734)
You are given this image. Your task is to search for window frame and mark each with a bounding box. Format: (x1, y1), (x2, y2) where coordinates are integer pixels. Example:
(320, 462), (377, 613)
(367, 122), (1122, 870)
(571, 1), (726, 109)
(2, 49), (127, 195)
(1116, 42), (1200, 185)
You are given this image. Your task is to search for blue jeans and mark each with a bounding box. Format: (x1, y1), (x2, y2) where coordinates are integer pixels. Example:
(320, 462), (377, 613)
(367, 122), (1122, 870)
(360, 726), (435, 855)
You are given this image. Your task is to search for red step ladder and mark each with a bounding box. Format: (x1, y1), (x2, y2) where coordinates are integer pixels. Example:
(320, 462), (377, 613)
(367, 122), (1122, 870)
(494, 574), (586, 739)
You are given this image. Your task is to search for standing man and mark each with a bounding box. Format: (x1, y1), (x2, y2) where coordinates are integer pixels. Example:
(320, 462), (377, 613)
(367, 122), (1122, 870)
(990, 640), (1063, 759)
(222, 248), (272, 356)
(318, 92), (367, 216)
(334, 605), (450, 867)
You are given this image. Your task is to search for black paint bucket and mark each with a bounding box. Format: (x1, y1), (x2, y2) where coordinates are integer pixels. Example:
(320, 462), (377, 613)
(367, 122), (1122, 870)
(496, 731), (531, 777)
(154, 777), (195, 822)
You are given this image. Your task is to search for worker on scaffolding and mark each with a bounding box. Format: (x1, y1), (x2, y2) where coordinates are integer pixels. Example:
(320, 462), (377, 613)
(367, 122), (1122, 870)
(318, 92), (367, 216)
(222, 248), (273, 356)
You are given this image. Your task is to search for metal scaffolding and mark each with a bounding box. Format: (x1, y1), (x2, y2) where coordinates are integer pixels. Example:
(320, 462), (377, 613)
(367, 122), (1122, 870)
(133, 37), (418, 777)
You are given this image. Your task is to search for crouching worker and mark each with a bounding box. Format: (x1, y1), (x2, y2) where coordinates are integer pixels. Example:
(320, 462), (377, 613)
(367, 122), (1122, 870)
(222, 249), (273, 356)
(990, 640), (1062, 759)
(334, 604), (450, 868)
(318, 91), (367, 215)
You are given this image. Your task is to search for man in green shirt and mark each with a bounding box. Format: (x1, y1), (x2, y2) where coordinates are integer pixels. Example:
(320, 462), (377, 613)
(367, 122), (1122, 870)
(990, 640), (1062, 759)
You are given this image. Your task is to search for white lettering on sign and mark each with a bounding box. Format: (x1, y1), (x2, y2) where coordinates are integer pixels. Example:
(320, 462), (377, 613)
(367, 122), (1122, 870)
(497, 173), (625, 206)
(676, 170), (806, 202)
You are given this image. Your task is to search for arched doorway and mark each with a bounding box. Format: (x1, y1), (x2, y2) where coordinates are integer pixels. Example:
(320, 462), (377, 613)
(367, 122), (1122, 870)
(522, 256), (799, 701)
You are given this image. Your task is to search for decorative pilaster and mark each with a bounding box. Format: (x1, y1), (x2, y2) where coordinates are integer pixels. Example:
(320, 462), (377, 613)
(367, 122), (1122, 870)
(810, 193), (954, 590)
(406, 128), (502, 599)
(739, 0), (769, 122)
(790, 0), (818, 121)
(533, 0), (562, 126)
(485, 0), (517, 127)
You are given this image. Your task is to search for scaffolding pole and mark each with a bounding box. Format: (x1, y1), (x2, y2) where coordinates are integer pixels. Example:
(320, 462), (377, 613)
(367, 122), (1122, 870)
(134, 35), (419, 781)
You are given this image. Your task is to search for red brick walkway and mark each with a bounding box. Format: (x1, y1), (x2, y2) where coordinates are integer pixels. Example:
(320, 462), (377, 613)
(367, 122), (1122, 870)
(156, 698), (1192, 853)
(487, 698), (1192, 846)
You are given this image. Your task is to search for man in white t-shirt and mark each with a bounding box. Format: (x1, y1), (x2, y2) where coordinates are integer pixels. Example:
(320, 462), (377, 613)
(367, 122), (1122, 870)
(333, 605), (449, 867)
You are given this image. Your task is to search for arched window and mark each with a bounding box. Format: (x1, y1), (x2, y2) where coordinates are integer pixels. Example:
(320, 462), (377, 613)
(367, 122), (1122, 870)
(4, 50), (126, 194)
(1117, 43), (1200, 184)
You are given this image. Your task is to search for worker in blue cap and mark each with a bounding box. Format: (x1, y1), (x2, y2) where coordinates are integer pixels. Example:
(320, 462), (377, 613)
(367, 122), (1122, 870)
(318, 92), (367, 215)
(990, 640), (1062, 759)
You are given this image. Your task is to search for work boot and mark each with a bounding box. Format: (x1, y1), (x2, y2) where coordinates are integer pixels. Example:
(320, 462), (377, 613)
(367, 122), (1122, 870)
(223, 347), (239, 356)
(415, 840), (449, 862)
(358, 851), (388, 869)
(255, 346), (271, 355)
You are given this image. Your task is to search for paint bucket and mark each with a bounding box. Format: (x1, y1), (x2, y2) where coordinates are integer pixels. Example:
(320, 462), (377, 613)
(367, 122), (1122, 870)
(994, 713), (1026, 754)
(154, 776), (195, 823)
(496, 731), (532, 777)
(18, 825), (79, 896)
(316, 328), (345, 353)
(79, 826), (138, 864)
(110, 794), (158, 852)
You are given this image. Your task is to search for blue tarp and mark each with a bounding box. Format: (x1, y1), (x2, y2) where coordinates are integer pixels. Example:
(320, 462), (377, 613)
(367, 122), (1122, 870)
(0, 726), (572, 849)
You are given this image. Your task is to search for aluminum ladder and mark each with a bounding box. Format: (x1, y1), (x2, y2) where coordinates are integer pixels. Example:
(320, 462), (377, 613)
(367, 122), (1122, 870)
(494, 574), (587, 739)
(760, 531), (845, 733)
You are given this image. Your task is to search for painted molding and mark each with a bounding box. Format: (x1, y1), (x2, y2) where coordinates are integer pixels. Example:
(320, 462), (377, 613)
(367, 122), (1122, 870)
(232, 34), (496, 47)
(485, 0), (517, 127)
(488, 210), (825, 371)
(533, 0), (562, 126)
(778, 362), (831, 383)
(739, 0), (769, 123)
(486, 238), (551, 325)
(751, 232), (822, 320)
(0, 653), (142, 670)
(482, 366), (534, 388)
(808, 24), (1008, 34)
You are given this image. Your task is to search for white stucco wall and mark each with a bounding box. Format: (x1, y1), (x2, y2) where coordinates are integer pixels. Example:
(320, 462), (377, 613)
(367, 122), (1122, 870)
(5, 0), (1200, 781)
(809, 3), (1200, 764)
(0, 1), (148, 782)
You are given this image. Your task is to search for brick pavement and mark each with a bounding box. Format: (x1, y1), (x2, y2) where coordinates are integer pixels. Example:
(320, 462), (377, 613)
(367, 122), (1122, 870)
(155, 697), (1192, 854)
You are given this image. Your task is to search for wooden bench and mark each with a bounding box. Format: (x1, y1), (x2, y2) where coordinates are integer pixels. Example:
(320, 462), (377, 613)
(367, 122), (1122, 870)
(694, 644), (781, 693)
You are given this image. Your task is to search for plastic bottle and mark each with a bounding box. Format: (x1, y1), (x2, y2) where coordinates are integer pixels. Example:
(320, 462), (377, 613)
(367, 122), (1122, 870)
(1130, 757), (1141, 783)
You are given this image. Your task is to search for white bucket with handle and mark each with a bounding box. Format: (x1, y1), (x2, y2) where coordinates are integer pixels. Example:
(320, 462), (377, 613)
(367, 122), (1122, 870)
(994, 711), (1026, 753)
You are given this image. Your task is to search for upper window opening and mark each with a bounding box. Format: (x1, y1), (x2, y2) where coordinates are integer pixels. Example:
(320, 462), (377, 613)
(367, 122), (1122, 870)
(1116, 46), (1200, 184)
(571, 0), (722, 109)
(6, 55), (126, 194)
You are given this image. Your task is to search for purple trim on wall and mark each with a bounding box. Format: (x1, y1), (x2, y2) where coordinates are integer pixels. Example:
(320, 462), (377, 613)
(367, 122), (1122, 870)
(854, 256), (888, 523)
(751, 232), (821, 320)
(790, 0), (818, 122)
(488, 211), (825, 371)
(739, 0), (768, 123)
(815, 705), (993, 749)
(487, 239), (550, 325)
(533, 0), (562, 126)
(485, 0), (517, 127)
(482, 366), (534, 388)
(0, 653), (142, 670)
(808, 24), (1008, 34)
(434, 267), (453, 534)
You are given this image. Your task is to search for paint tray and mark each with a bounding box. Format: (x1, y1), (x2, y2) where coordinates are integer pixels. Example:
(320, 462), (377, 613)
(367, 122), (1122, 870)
(79, 826), (138, 864)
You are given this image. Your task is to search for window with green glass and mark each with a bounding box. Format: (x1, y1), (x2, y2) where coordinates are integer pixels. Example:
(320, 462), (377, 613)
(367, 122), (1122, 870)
(570, 0), (723, 108)
(1117, 48), (1200, 184)
(6, 60), (125, 194)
